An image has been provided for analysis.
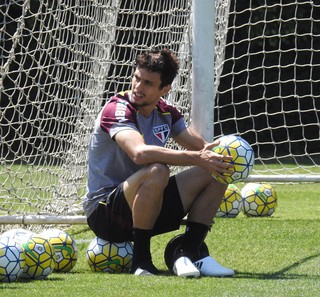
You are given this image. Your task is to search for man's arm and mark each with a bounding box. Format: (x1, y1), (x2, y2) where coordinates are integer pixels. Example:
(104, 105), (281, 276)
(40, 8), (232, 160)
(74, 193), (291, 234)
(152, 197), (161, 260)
(114, 129), (232, 178)
(173, 127), (208, 151)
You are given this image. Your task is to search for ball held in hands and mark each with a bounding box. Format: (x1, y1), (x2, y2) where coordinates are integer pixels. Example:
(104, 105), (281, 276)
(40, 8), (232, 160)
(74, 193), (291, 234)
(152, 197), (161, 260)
(211, 135), (254, 184)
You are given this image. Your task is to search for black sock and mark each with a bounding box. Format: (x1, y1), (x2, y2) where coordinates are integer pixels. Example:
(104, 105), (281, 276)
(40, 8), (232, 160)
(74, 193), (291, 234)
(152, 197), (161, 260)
(132, 228), (152, 267)
(180, 221), (209, 258)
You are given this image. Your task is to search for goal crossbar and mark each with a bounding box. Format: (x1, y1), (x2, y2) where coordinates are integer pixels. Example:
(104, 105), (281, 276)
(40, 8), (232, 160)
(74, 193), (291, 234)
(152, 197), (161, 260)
(0, 215), (87, 225)
(246, 175), (320, 183)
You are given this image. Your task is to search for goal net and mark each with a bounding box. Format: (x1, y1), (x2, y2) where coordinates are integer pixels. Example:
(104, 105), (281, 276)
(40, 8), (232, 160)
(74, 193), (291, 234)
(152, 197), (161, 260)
(216, 0), (320, 182)
(0, 0), (319, 225)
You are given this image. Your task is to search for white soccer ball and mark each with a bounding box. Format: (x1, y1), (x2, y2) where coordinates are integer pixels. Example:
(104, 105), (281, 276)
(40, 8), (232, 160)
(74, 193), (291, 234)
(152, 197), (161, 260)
(86, 237), (133, 273)
(0, 236), (26, 282)
(1, 228), (34, 246)
(241, 183), (278, 217)
(211, 135), (254, 184)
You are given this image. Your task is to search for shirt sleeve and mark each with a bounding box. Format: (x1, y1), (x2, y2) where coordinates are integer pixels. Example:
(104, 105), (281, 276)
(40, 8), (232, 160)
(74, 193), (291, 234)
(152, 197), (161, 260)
(171, 117), (187, 137)
(157, 98), (187, 137)
(100, 96), (138, 138)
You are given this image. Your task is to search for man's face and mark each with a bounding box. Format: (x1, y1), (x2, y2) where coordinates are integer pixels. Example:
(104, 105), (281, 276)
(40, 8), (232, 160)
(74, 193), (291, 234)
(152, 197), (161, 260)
(131, 67), (171, 111)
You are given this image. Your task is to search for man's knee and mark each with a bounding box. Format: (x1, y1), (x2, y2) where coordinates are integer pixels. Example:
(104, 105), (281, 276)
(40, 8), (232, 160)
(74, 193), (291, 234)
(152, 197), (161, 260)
(146, 163), (170, 186)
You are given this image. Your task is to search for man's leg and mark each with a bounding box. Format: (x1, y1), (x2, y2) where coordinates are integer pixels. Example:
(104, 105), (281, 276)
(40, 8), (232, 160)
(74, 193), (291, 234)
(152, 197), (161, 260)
(175, 166), (227, 224)
(173, 166), (234, 277)
(123, 163), (170, 275)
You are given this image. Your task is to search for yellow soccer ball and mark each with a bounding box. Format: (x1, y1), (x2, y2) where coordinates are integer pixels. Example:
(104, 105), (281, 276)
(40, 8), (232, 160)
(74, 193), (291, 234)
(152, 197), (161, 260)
(212, 135), (254, 184)
(41, 229), (78, 273)
(86, 237), (133, 273)
(20, 234), (56, 280)
(241, 183), (278, 217)
(216, 184), (243, 218)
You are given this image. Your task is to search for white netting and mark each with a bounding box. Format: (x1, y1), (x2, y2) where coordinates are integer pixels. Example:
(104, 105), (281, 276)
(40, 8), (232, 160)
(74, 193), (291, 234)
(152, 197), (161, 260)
(215, 0), (320, 180)
(1, 0), (197, 222)
(1, 0), (319, 225)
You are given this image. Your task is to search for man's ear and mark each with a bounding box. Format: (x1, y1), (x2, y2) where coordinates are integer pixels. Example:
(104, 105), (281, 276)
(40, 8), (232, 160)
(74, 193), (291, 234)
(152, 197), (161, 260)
(161, 84), (172, 96)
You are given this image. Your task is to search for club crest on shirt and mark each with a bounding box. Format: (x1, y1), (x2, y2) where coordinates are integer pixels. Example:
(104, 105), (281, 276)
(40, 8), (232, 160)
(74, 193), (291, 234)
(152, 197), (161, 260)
(153, 124), (170, 143)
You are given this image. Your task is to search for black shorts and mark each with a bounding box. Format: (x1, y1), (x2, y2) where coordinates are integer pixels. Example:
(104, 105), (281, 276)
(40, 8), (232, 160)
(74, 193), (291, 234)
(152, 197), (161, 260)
(87, 176), (185, 242)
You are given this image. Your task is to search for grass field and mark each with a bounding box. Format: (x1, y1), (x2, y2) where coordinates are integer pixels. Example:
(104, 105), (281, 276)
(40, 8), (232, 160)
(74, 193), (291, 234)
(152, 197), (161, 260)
(1, 182), (320, 297)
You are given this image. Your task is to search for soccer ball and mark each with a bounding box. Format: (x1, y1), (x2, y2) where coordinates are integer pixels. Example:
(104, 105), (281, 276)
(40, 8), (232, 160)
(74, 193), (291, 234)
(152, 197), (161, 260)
(216, 184), (243, 218)
(86, 237), (133, 273)
(41, 229), (78, 273)
(0, 237), (26, 282)
(211, 135), (254, 184)
(20, 234), (56, 280)
(241, 183), (277, 217)
(1, 228), (34, 246)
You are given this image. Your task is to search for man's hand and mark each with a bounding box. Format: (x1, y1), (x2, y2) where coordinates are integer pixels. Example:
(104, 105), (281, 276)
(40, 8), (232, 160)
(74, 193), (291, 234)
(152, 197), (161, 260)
(199, 141), (234, 181)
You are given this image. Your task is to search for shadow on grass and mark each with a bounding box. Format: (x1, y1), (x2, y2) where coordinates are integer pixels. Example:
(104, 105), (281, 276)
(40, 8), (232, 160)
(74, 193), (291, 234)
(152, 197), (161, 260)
(234, 252), (320, 280)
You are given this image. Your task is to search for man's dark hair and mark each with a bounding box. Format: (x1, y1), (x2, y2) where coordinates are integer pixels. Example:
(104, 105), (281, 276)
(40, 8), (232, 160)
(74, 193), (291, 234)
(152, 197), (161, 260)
(135, 49), (179, 89)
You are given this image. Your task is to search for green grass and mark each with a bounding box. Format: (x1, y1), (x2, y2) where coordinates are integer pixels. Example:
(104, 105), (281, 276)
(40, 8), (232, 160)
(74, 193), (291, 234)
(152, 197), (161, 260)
(1, 183), (320, 297)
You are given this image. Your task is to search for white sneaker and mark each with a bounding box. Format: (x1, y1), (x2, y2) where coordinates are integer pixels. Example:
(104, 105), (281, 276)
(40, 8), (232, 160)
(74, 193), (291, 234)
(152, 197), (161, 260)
(173, 256), (200, 278)
(133, 267), (155, 276)
(193, 256), (235, 277)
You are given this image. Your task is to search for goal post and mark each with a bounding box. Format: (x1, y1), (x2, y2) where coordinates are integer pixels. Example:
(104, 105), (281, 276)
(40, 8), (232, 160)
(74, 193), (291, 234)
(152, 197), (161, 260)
(191, 0), (215, 141)
(191, 0), (231, 141)
(1, 0), (320, 226)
